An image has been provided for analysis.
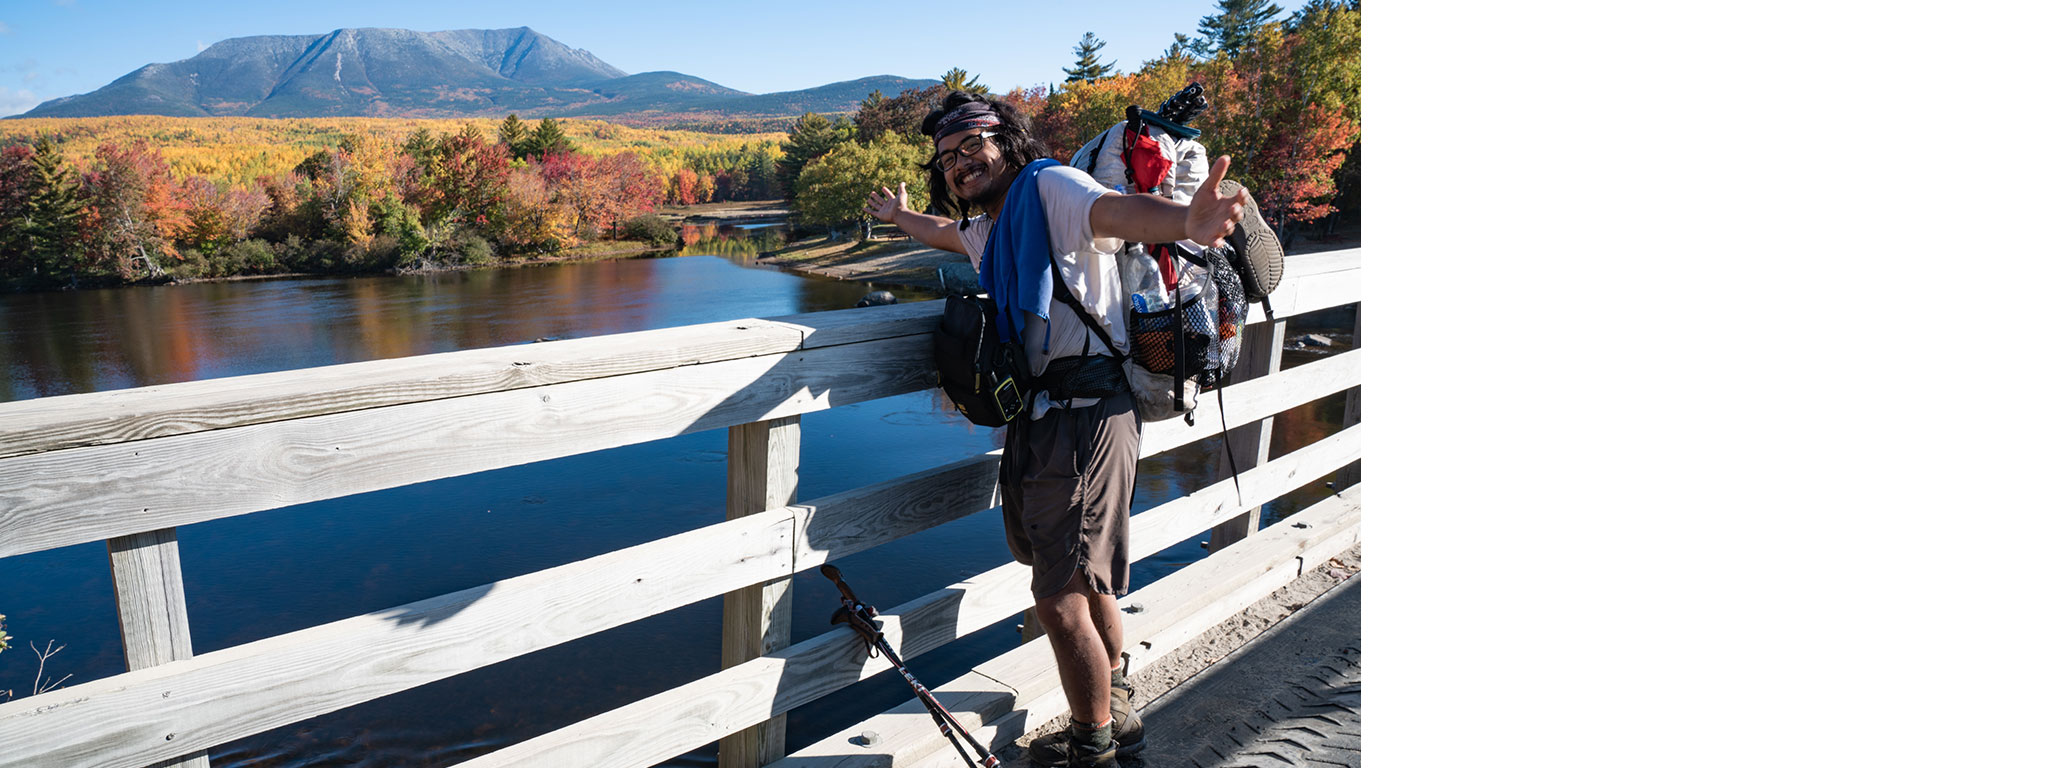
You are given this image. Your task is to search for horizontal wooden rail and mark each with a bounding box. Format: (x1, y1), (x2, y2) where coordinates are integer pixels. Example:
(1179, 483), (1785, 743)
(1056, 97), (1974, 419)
(0, 350), (1360, 768)
(0, 250), (1360, 559)
(450, 424), (1362, 768)
(0, 302), (941, 460)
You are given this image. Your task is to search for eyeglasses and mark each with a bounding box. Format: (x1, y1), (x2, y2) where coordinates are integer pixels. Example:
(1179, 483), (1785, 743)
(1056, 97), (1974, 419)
(931, 132), (994, 172)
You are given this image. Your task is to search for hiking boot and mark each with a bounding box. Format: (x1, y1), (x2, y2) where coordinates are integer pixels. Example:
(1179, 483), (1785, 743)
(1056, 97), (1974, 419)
(1218, 179), (1285, 300)
(1028, 725), (1118, 767)
(1109, 653), (1145, 753)
(1108, 697), (1146, 753)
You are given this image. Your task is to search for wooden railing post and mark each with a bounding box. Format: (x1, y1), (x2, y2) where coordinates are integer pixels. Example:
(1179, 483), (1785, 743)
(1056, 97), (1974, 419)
(720, 415), (799, 768)
(106, 528), (210, 768)
(1345, 302), (1361, 427)
(1208, 318), (1287, 552)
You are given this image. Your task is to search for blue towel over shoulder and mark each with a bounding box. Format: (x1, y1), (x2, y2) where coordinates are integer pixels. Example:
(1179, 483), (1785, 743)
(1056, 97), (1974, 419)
(979, 158), (1062, 348)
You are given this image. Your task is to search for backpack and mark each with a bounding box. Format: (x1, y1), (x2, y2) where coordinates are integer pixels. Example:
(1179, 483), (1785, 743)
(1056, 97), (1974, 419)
(1064, 103), (1254, 425)
(1074, 101), (1279, 315)
(1055, 240), (1246, 425)
(933, 293), (1028, 427)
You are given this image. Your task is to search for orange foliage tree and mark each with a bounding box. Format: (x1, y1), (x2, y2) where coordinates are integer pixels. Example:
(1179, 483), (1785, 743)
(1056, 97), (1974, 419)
(79, 141), (184, 279)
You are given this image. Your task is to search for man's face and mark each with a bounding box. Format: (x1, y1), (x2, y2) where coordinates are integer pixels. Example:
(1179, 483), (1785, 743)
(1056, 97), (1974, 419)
(934, 130), (1007, 207)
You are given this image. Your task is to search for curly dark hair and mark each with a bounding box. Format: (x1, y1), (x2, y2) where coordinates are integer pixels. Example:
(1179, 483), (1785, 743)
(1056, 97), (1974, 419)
(919, 91), (1052, 219)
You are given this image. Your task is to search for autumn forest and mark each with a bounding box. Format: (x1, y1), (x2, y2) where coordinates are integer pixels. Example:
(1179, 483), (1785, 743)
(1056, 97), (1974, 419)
(0, 0), (1359, 292)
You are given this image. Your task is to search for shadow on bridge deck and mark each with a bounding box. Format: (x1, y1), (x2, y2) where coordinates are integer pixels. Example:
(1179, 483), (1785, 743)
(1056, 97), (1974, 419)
(991, 555), (1362, 768)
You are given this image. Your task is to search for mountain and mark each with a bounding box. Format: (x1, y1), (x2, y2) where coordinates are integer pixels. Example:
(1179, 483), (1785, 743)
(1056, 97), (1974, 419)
(16, 27), (939, 125)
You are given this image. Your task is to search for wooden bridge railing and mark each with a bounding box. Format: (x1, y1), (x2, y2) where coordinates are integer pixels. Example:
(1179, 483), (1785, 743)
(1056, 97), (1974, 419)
(0, 248), (1362, 768)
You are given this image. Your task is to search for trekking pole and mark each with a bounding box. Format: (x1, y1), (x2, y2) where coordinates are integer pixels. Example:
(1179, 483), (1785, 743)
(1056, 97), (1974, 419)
(820, 564), (1002, 768)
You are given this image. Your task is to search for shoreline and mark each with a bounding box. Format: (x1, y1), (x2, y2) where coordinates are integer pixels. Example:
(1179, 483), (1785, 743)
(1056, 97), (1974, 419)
(753, 232), (962, 292)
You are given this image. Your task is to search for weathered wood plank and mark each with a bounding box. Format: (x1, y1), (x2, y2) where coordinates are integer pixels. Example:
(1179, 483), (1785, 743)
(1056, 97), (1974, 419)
(777, 487), (1362, 768)
(722, 416), (799, 768)
(0, 513), (795, 768)
(445, 423), (1362, 768)
(1346, 301), (1362, 427)
(1208, 318), (1286, 551)
(0, 321), (800, 461)
(2, 341), (1354, 565)
(0, 334), (934, 559)
(1259, 249), (1359, 322)
(0, 298), (958, 462)
(106, 529), (195, 669)
(0, 251), (1357, 463)
(106, 528), (211, 768)
(1137, 346), (1362, 457)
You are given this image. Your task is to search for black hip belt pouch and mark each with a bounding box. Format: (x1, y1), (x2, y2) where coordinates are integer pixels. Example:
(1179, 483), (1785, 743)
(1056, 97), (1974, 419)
(1038, 355), (1129, 401)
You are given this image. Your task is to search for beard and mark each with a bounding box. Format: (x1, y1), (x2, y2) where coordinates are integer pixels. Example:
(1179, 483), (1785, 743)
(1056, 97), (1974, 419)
(951, 157), (1010, 212)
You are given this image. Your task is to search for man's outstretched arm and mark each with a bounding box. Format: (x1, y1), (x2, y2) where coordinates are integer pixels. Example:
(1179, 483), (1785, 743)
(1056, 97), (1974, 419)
(1089, 155), (1249, 247)
(865, 183), (965, 255)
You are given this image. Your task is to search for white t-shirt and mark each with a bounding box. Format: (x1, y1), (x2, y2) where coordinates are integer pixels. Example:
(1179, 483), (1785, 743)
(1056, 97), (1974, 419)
(958, 165), (1129, 417)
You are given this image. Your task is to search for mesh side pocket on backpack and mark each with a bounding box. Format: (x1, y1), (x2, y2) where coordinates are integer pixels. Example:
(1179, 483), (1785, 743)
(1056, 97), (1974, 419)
(1128, 303), (1215, 375)
(1204, 246), (1246, 376)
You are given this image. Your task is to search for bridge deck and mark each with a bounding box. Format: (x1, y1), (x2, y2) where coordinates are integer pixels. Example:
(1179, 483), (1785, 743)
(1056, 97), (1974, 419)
(1113, 569), (1361, 768)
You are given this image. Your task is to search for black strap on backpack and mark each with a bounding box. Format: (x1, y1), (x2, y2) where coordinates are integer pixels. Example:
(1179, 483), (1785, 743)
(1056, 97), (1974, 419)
(1051, 267), (1120, 364)
(1079, 133), (1107, 177)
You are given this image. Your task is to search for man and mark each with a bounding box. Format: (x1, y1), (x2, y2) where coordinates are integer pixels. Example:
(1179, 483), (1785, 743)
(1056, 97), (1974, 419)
(862, 91), (1251, 768)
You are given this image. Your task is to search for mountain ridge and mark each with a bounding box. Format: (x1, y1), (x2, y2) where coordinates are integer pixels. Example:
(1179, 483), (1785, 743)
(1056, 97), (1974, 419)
(15, 27), (938, 126)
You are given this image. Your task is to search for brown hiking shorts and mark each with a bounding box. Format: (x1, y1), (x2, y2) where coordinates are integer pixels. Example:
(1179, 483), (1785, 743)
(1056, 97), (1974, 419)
(999, 390), (1140, 600)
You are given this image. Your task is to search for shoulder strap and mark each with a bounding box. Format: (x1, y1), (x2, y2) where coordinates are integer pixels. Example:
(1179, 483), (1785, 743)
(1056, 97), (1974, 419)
(1079, 131), (1106, 175)
(1050, 263), (1121, 361)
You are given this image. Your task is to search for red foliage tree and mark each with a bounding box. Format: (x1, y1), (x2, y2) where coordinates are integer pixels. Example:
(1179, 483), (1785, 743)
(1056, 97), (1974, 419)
(670, 166), (704, 205)
(1196, 27), (1356, 233)
(431, 129), (513, 229)
(592, 152), (663, 236)
(538, 150), (661, 238)
(80, 140), (183, 279)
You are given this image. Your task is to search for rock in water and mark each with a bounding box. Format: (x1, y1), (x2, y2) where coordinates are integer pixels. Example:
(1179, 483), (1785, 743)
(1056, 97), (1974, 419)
(855, 290), (898, 308)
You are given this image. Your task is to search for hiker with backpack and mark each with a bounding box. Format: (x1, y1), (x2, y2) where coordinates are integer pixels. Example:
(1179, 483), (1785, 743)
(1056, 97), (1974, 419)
(861, 90), (1252, 768)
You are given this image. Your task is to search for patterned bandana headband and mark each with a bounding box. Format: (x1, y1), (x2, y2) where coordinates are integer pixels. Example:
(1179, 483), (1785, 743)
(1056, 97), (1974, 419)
(933, 102), (1001, 141)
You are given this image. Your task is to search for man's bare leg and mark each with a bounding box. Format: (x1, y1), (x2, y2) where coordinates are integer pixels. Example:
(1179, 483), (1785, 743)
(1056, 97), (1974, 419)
(1035, 571), (1113, 726)
(1089, 589), (1123, 671)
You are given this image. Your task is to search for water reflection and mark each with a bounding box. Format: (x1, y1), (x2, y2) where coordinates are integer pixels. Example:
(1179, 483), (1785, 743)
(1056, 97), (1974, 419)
(0, 224), (928, 404)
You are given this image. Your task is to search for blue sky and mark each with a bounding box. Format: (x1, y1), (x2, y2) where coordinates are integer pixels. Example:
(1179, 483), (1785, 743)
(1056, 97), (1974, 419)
(0, 0), (1312, 117)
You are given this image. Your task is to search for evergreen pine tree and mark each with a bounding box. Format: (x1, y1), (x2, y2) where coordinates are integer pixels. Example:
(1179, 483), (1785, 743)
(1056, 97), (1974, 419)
(525, 118), (573, 160)
(776, 112), (854, 201)
(1196, 0), (1284, 58)
(402, 128), (439, 165)
(500, 114), (529, 153)
(1063, 32), (1116, 83)
(21, 138), (87, 285)
(941, 67), (989, 94)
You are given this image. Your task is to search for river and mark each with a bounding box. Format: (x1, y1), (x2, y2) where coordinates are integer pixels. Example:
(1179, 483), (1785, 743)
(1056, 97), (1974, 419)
(0, 224), (1352, 767)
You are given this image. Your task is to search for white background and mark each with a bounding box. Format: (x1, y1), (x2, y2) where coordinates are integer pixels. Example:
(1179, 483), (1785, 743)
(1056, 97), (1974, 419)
(1362, 1), (2048, 764)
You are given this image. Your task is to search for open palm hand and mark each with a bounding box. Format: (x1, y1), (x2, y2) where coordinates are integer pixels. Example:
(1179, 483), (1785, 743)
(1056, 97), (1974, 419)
(863, 182), (911, 224)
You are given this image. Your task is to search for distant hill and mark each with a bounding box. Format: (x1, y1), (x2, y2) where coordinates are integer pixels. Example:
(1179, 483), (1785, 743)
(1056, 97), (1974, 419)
(15, 27), (939, 127)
